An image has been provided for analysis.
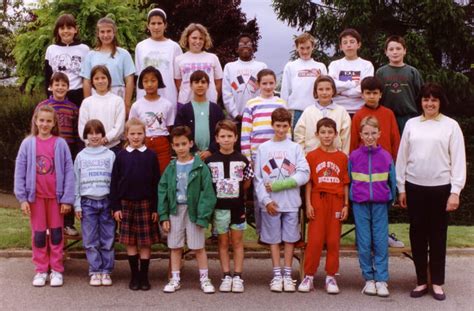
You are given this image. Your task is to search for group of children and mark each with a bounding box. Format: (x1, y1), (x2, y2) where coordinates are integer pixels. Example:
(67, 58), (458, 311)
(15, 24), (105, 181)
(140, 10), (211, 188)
(14, 7), (427, 298)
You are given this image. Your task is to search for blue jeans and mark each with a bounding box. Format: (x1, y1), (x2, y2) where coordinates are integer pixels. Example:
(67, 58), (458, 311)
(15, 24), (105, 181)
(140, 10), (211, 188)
(352, 202), (389, 282)
(81, 197), (115, 275)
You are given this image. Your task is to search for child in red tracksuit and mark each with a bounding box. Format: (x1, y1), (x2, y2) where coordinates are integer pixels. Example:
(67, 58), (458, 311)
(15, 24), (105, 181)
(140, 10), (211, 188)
(298, 117), (349, 294)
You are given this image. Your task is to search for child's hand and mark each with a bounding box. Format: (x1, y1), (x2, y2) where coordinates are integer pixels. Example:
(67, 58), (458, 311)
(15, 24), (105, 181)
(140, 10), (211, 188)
(75, 211), (82, 220)
(60, 204), (72, 215)
(306, 204), (315, 220)
(446, 193), (459, 212)
(114, 211), (122, 222)
(101, 137), (108, 146)
(340, 206), (349, 221)
(162, 221), (170, 233)
(265, 182), (272, 193)
(265, 201), (278, 216)
(398, 193), (407, 208)
(20, 202), (30, 216)
(151, 212), (158, 223)
(198, 150), (212, 160)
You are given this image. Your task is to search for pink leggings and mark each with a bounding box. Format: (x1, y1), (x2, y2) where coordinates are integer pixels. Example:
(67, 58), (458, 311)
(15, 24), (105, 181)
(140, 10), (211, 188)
(30, 198), (64, 273)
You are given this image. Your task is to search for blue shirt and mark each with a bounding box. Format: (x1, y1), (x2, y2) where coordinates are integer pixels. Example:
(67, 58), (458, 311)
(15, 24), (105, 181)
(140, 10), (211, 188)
(176, 158), (194, 204)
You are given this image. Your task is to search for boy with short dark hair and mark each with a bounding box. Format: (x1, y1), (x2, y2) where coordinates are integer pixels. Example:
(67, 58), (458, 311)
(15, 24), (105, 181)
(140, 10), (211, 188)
(158, 125), (217, 294)
(223, 34), (267, 123)
(281, 32), (327, 128)
(35, 71), (79, 236)
(254, 108), (310, 292)
(328, 28), (374, 115)
(350, 76), (400, 160)
(376, 35), (423, 133)
(205, 120), (253, 293)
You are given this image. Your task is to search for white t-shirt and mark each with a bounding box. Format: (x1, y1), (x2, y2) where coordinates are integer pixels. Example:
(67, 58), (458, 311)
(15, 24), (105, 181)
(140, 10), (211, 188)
(174, 51), (223, 104)
(129, 96), (175, 137)
(135, 38), (182, 104)
(222, 58), (267, 118)
(280, 58), (327, 111)
(45, 43), (90, 90)
(328, 57), (374, 114)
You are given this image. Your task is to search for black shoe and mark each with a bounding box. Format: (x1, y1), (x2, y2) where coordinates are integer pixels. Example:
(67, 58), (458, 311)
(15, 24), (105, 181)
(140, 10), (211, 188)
(432, 288), (446, 301)
(410, 287), (428, 298)
(129, 276), (140, 290)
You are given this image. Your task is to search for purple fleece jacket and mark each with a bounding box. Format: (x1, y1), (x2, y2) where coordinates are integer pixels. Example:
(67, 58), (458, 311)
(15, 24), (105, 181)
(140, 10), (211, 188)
(14, 136), (75, 204)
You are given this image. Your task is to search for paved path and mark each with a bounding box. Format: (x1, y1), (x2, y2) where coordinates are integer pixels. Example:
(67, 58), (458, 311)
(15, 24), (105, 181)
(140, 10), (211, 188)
(1, 256), (472, 310)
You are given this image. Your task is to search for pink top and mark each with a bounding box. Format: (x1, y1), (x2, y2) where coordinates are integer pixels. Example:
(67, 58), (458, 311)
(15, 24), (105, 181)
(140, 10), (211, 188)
(35, 136), (57, 198)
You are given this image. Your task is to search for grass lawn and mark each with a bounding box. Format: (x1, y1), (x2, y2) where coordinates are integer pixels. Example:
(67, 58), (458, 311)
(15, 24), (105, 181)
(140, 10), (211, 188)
(1, 207), (473, 250)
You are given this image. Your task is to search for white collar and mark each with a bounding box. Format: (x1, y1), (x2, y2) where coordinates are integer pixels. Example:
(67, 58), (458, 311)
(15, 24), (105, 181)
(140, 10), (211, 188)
(126, 145), (147, 152)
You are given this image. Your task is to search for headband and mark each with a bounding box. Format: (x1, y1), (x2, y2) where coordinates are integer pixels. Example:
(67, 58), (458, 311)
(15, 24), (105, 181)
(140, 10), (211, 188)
(148, 8), (167, 20)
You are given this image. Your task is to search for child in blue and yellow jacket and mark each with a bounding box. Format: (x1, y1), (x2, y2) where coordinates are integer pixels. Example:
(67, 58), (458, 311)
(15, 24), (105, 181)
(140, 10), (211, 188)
(349, 115), (396, 298)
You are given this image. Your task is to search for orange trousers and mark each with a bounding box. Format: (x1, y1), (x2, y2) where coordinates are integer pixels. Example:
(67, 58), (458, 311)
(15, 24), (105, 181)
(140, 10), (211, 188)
(145, 136), (171, 175)
(304, 192), (343, 276)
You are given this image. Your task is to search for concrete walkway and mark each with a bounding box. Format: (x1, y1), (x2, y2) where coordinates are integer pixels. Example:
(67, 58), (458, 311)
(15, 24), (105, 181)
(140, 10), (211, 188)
(1, 256), (473, 311)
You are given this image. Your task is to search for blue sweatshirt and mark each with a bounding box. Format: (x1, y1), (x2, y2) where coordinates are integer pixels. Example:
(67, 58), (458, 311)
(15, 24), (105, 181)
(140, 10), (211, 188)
(74, 146), (116, 212)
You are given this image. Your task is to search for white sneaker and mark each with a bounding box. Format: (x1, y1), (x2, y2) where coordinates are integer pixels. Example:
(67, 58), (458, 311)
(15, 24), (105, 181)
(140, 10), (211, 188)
(325, 277), (340, 294)
(200, 277), (216, 294)
(89, 273), (102, 286)
(362, 280), (376, 296)
(101, 274), (112, 286)
(50, 270), (63, 287)
(232, 276), (244, 293)
(298, 276), (314, 292)
(163, 279), (181, 293)
(283, 275), (296, 292)
(376, 281), (390, 297)
(64, 226), (79, 236)
(32, 272), (48, 287)
(388, 233), (405, 248)
(270, 276), (283, 292)
(219, 275), (233, 292)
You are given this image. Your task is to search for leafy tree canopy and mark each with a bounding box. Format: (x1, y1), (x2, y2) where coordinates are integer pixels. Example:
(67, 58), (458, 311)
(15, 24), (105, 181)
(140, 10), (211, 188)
(272, 0), (473, 115)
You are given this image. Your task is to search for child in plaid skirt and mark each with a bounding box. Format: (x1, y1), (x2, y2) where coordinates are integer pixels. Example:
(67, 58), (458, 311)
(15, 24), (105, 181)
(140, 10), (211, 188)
(111, 118), (160, 291)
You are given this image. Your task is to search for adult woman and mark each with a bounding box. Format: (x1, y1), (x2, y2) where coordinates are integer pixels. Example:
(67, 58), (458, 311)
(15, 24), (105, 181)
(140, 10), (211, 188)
(396, 83), (466, 301)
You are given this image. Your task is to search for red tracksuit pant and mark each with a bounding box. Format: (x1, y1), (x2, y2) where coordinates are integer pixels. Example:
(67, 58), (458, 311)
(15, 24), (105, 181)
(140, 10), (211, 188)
(304, 192), (343, 276)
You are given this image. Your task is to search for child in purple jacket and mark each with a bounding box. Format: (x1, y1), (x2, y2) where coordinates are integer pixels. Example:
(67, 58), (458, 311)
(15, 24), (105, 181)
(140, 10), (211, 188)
(14, 105), (75, 287)
(349, 115), (396, 298)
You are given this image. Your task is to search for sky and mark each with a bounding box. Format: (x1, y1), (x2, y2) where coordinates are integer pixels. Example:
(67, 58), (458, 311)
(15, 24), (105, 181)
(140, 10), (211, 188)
(240, 0), (300, 77)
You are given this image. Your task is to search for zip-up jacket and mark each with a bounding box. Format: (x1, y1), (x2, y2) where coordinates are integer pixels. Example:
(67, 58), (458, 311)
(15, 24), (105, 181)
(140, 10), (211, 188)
(349, 145), (396, 203)
(158, 156), (216, 228)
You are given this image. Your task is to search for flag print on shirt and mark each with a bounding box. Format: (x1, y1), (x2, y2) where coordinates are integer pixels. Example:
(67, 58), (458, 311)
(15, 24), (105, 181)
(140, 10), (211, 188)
(262, 152), (297, 180)
(339, 70), (361, 82)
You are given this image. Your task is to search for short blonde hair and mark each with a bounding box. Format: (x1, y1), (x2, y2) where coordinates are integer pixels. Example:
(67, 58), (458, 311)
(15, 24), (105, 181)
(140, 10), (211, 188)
(124, 118), (146, 147)
(359, 115), (380, 132)
(295, 33), (315, 47)
(179, 23), (213, 51)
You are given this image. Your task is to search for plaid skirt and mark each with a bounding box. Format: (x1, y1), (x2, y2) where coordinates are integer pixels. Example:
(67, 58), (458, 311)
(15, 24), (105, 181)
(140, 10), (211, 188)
(119, 200), (159, 246)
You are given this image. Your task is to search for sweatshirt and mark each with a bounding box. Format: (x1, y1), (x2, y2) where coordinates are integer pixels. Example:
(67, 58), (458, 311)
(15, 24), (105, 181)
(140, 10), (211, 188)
(396, 114), (466, 195)
(328, 57), (374, 113)
(254, 138), (310, 212)
(78, 92), (126, 149)
(280, 58), (327, 111)
(74, 146), (116, 212)
(222, 58), (267, 119)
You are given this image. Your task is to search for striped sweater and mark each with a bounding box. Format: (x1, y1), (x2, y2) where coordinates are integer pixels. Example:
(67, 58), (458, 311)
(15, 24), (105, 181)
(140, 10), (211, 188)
(240, 96), (287, 161)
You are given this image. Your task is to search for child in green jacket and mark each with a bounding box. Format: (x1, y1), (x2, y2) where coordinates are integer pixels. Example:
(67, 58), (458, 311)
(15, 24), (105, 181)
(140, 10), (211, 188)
(158, 125), (217, 294)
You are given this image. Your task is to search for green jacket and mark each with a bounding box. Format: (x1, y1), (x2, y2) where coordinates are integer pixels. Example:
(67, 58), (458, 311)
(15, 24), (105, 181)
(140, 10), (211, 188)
(158, 156), (216, 228)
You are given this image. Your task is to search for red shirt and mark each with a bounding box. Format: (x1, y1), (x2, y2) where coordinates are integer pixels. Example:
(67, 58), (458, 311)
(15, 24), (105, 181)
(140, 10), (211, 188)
(306, 147), (349, 195)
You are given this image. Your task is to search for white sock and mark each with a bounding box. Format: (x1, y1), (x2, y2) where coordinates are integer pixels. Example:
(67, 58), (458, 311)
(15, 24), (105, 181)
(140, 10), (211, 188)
(171, 270), (180, 281)
(199, 269), (208, 281)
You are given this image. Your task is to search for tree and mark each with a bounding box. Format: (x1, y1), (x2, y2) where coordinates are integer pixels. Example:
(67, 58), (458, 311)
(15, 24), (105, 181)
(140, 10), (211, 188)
(272, 0), (473, 115)
(140, 0), (260, 66)
(13, 0), (145, 92)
